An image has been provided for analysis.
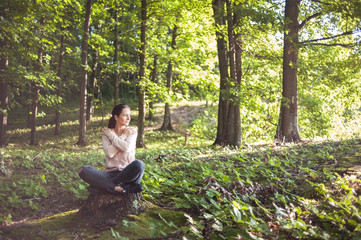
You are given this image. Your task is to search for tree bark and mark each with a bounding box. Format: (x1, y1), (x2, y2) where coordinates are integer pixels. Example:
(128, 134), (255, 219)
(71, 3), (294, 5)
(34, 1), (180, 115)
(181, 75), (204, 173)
(137, 0), (147, 148)
(225, 0), (240, 147)
(55, 34), (65, 135)
(212, 0), (229, 146)
(30, 83), (40, 145)
(0, 7), (8, 146)
(30, 16), (45, 145)
(225, 1), (242, 147)
(78, 192), (149, 225)
(148, 55), (158, 121)
(275, 0), (301, 143)
(161, 25), (178, 131)
(87, 49), (98, 123)
(114, 4), (119, 104)
(77, 0), (92, 146)
(232, 31), (242, 146)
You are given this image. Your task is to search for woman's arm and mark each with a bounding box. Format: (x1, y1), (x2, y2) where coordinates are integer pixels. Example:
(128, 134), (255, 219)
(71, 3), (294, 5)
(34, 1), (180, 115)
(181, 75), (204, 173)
(102, 134), (119, 159)
(104, 127), (137, 153)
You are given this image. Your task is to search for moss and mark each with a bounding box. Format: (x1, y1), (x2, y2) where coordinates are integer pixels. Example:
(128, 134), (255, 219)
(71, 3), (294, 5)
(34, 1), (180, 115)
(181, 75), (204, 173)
(30, 210), (79, 225)
(3, 210), (84, 240)
(98, 206), (187, 240)
(3, 207), (187, 240)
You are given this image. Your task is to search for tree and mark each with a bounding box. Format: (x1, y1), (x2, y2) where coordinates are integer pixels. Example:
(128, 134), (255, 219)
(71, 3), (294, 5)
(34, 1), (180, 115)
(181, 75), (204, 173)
(77, 0), (93, 146)
(86, 48), (98, 123)
(29, 16), (45, 145)
(54, 34), (65, 135)
(212, 0), (229, 146)
(212, 0), (242, 147)
(275, 0), (301, 142)
(0, 5), (9, 146)
(148, 55), (158, 121)
(275, 0), (361, 142)
(113, 2), (120, 104)
(225, 0), (242, 146)
(160, 25), (178, 131)
(137, 0), (147, 148)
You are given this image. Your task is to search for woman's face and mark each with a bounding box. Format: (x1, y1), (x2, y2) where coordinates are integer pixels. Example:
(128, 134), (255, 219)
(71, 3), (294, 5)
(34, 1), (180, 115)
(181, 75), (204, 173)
(115, 107), (131, 127)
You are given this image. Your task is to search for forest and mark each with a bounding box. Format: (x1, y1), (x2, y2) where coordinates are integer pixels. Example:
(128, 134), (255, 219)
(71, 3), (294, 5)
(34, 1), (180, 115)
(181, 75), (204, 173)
(1, 0), (361, 239)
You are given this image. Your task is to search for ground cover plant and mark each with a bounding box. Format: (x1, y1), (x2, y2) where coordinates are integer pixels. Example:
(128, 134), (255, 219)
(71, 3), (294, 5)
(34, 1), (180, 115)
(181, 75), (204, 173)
(0, 102), (361, 239)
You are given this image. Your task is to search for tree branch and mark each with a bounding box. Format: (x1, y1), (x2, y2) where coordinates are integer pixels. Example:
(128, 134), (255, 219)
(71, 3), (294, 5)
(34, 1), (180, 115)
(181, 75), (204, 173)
(310, 0), (331, 5)
(303, 43), (355, 48)
(299, 12), (322, 30)
(300, 30), (355, 44)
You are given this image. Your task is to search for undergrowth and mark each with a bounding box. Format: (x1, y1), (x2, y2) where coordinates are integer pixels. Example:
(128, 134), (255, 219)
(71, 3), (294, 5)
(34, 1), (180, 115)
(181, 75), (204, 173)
(138, 139), (361, 239)
(1, 102), (361, 239)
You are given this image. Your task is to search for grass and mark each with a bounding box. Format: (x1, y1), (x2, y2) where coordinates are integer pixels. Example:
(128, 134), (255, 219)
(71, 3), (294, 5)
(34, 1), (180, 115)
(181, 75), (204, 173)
(1, 100), (361, 239)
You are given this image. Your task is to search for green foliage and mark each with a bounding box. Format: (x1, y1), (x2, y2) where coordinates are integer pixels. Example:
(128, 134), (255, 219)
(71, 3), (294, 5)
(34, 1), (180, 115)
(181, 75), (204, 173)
(189, 106), (218, 140)
(138, 138), (361, 239)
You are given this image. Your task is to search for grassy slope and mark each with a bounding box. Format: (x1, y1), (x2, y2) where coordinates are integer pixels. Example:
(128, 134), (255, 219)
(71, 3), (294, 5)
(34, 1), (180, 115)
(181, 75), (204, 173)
(1, 101), (361, 239)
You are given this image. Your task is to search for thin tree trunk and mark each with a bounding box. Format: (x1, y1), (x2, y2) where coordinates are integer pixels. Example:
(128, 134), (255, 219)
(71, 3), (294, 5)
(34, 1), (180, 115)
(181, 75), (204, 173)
(232, 29), (242, 146)
(161, 25), (178, 131)
(161, 63), (173, 131)
(55, 34), (65, 135)
(77, 0), (92, 146)
(225, 1), (242, 147)
(87, 49), (98, 122)
(148, 55), (158, 121)
(212, 0), (229, 146)
(276, 0), (301, 143)
(0, 7), (8, 146)
(30, 84), (40, 145)
(27, 84), (32, 128)
(98, 66), (105, 124)
(136, 0), (147, 148)
(30, 17), (45, 145)
(225, 0), (237, 146)
(114, 4), (119, 104)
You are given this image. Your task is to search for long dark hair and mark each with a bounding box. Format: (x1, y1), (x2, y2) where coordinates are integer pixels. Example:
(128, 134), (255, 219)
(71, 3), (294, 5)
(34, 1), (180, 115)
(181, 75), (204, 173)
(107, 104), (130, 128)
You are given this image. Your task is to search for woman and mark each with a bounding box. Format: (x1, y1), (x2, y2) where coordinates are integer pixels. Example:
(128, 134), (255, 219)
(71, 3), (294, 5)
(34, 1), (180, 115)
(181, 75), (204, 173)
(78, 104), (145, 194)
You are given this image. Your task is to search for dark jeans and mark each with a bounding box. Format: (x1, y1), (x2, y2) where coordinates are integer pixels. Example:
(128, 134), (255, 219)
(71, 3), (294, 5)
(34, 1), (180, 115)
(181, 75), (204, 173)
(78, 160), (145, 191)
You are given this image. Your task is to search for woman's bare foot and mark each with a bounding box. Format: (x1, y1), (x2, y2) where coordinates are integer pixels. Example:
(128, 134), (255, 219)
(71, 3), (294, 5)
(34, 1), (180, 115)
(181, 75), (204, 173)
(114, 185), (124, 193)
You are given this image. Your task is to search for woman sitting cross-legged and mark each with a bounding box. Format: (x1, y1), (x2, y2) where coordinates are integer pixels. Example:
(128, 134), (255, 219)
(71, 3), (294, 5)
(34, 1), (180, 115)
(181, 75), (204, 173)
(78, 104), (145, 194)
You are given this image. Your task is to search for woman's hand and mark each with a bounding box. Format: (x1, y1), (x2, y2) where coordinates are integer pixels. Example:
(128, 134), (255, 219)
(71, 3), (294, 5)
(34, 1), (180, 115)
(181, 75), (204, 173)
(123, 127), (136, 137)
(102, 128), (111, 135)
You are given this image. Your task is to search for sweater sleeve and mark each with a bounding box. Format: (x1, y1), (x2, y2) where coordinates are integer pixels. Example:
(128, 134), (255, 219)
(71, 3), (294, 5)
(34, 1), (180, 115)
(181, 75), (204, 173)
(104, 128), (137, 153)
(102, 134), (119, 159)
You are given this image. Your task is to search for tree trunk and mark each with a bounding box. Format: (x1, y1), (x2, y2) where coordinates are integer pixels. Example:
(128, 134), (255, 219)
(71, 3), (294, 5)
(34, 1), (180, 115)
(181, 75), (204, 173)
(27, 84), (32, 128)
(114, 5), (119, 104)
(232, 29), (242, 146)
(0, 7), (8, 146)
(87, 49), (98, 122)
(275, 0), (301, 143)
(98, 68), (105, 124)
(225, 0), (238, 147)
(55, 34), (65, 135)
(77, 0), (92, 146)
(30, 16), (45, 145)
(161, 25), (178, 131)
(30, 84), (40, 145)
(137, 0), (147, 148)
(212, 0), (229, 146)
(225, 1), (242, 147)
(148, 55), (158, 121)
(78, 192), (149, 225)
(161, 64), (173, 131)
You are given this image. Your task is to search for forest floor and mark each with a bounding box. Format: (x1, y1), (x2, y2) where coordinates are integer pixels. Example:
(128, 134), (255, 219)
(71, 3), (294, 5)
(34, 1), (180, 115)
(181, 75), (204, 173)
(1, 101), (361, 239)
